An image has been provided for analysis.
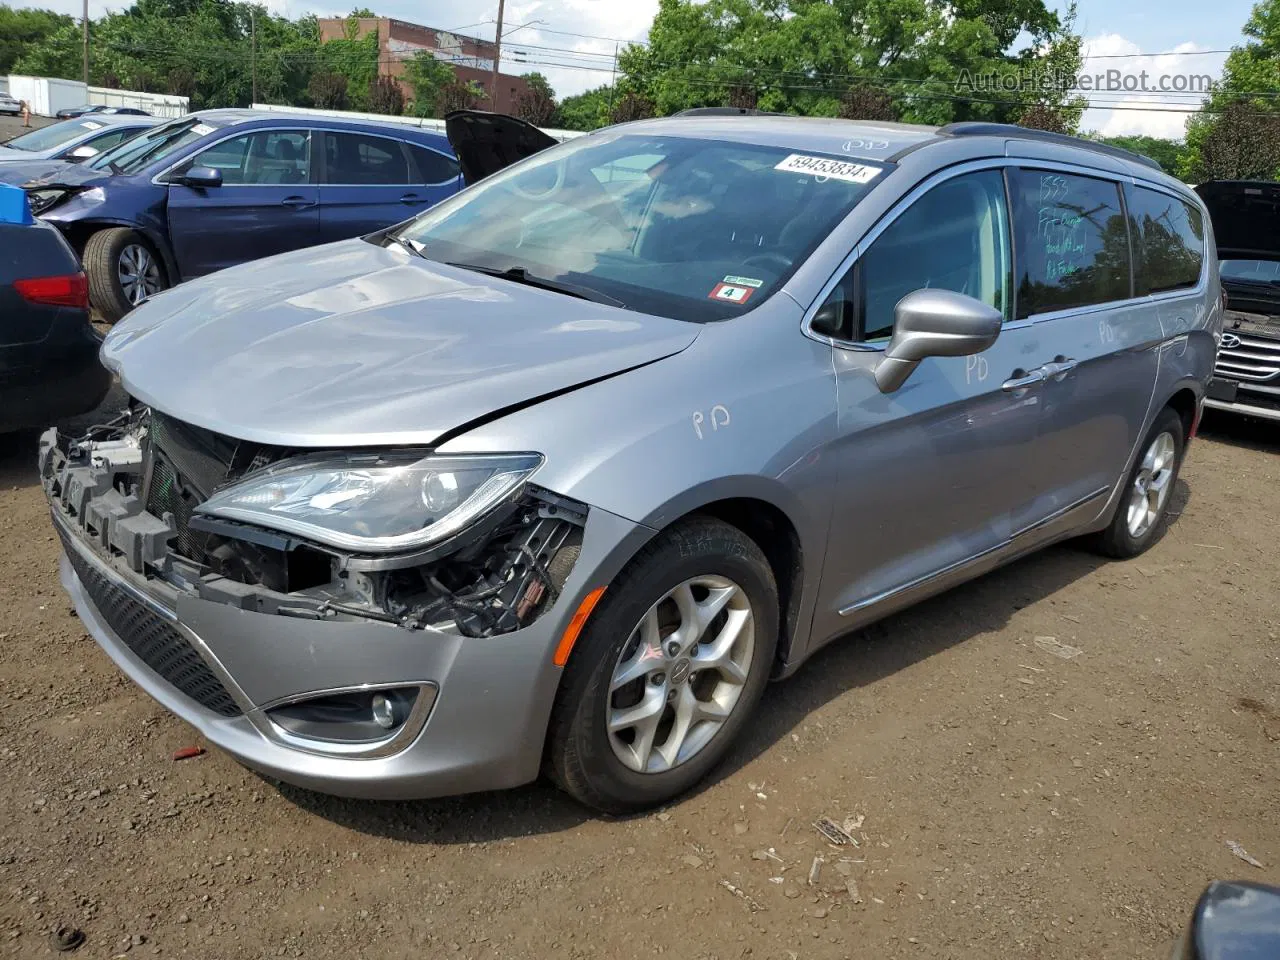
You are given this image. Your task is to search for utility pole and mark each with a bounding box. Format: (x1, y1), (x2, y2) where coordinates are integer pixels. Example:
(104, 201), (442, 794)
(607, 41), (618, 115)
(489, 0), (505, 110)
(250, 8), (258, 105)
(81, 0), (89, 86)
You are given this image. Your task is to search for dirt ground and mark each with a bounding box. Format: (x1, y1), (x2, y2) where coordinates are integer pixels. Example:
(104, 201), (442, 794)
(0, 398), (1276, 960)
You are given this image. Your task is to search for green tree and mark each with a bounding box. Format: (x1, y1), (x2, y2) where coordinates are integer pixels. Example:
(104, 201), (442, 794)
(403, 51), (455, 116)
(317, 17), (379, 110)
(618, 0), (1082, 125)
(515, 71), (557, 125)
(0, 5), (73, 75)
(1092, 134), (1183, 177)
(556, 84), (614, 130)
(368, 74), (403, 115)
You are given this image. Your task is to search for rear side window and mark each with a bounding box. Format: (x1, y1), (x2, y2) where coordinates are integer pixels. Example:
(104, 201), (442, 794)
(407, 144), (460, 184)
(1009, 169), (1131, 318)
(324, 132), (411, 185)
(1129, 186), (1204, 294)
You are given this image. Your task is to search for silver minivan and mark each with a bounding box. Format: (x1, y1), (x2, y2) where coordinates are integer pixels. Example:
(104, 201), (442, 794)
(42, 114), (1219, 813)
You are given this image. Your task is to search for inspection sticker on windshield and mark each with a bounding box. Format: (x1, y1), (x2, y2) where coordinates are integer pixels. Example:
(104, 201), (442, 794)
(191, 123), (215, 136)
(709, 282), (755, 305)
(774, 154), (880, 184)
(723, 275), (763, 289)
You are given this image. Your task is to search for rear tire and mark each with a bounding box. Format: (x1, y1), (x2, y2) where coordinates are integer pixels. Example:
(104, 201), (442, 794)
(546, 517), (778, 815)
(1089, 407), (1185, 559)
(84, 228), (168, 323)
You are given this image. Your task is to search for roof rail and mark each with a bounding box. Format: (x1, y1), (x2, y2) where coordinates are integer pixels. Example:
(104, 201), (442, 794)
(673, 107), (785, 118)
(937, 121), (1165, 172)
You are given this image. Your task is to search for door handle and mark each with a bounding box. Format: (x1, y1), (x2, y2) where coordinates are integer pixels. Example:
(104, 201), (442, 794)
(399, 193), (424, 205)
(1039, 358), (1079, 381)
(281, 196), (317, 209)
(1002, 369), (1047, 392)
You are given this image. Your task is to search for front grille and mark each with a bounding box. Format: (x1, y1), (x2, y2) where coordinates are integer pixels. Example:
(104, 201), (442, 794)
(142, 412), (280, 563)
(1216, 333), (1280, 383)
(59, 526), (243, 717)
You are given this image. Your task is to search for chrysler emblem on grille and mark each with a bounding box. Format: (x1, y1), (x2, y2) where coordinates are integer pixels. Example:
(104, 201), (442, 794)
(1220, 332), (1242, 349)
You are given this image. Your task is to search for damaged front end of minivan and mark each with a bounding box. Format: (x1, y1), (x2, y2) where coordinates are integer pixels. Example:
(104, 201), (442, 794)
(42, 403), (586, 640)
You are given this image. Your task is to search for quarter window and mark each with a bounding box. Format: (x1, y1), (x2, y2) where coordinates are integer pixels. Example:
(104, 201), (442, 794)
(1129, 186), (1204, 294)
(324, 132), (411, 185)
(1008, 169), (1130, 318)
(407, 144), (460, 184)
(184, 130), (310, 185)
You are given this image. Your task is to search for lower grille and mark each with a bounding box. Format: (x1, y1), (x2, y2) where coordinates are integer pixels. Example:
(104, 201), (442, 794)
(59, 527), (243, 717)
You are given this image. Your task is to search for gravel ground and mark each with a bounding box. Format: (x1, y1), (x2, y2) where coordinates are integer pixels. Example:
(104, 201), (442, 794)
(0, 114), (56, 145)
(0, 402), (1276, 960)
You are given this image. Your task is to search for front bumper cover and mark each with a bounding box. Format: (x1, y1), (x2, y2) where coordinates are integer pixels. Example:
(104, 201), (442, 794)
(47, 442), (652, 800)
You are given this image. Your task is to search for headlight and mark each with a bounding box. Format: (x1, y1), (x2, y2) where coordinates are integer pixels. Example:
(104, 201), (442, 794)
(27, 188), (68, 214)
(195, 452), (543, 554)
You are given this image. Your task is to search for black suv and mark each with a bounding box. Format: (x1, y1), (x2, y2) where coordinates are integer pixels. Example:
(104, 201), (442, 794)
(1197, 180), (1280, 421)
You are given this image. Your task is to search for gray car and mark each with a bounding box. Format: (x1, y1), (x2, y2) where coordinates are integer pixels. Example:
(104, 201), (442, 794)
(0, 114), (160, 170)
(41, 113), (1219, 813)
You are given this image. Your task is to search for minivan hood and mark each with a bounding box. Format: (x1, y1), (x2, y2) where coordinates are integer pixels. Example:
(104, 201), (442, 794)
(444, 110), (559, 185)
(102, 238), (700, 448)
(1195, 180), (1280, 260)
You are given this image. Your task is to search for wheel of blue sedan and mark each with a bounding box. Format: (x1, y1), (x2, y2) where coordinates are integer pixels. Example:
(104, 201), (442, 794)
(83, 227), (169, 324)
(546, 518), (778, 814)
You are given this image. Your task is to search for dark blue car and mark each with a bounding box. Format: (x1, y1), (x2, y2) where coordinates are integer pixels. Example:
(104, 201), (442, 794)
(24, 109), (463, 321)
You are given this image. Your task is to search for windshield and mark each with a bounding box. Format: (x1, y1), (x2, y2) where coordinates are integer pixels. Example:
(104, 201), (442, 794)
(5, 119), (103, 153)
(397, 133), (887, 322)
(1221, 259), (1280, 283)
(87, 116), (224, 174)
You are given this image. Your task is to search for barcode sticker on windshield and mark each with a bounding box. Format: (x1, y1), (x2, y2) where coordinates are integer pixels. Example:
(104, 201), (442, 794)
(191, 123), (215, 136)
(82, 121), (103, 130)
(774, 154), (880, 184)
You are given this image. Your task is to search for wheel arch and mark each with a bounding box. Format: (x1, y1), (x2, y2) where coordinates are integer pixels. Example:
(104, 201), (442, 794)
(628, 477), (816, 678)
(1164, 383), (1201, 440)
(60, 219), (177, 284)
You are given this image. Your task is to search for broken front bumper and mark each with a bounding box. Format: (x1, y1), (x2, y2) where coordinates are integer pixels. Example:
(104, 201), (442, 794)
(47, 437), (649, 800)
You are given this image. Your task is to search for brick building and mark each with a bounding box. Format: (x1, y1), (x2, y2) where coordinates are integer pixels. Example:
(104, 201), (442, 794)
(316, 17), (533, 114)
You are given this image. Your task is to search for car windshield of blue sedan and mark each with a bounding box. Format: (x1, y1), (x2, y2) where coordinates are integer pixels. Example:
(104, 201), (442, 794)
(397, 133), (888, 322)
(4, 119), (104, 153)
(86, 116), (227, 175)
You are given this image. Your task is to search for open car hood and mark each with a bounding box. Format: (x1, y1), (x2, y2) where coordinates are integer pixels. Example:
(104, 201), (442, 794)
(100, 237), (699, 448)
(444, 110), (559, 185)
(1195, 180), (1280, 260)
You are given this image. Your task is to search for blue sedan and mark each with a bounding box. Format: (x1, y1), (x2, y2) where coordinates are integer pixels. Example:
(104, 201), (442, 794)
(22, 109), (463, 321)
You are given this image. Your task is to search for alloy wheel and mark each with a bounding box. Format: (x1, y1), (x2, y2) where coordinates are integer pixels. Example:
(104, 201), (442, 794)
(117, 243), (163, 305)
(607, 575), (755, 774)
(1126, 430), (1177, 539)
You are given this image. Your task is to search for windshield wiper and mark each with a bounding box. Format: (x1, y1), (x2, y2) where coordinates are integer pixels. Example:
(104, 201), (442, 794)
(444, 261), (625, 308)
(389, 233), (426, 259)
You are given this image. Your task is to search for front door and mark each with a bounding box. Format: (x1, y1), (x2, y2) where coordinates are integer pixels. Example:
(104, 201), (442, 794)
(811, 168), (1046, 644)
(167, 128), (319, 278)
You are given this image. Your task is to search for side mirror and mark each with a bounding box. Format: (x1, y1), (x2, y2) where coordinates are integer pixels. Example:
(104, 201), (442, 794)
(874, 288), (1003, 393)
(1178, 881), (1280, 960)
(66, 145), (99, 162)
(175, 166), (222, 189)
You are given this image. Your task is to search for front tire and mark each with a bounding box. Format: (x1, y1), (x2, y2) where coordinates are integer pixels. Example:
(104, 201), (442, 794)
(84, 228), (168, 323)
(546, 518), (778, 814)
(1089, 407), (1185, 558)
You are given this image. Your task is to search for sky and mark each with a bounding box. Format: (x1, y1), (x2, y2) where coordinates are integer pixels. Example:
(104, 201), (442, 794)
(9, 0), (1266, 140)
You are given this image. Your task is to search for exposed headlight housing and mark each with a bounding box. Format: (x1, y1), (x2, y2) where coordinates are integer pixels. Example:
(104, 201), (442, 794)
(195, 452), (543, 554)
(26, 188), (68, 215)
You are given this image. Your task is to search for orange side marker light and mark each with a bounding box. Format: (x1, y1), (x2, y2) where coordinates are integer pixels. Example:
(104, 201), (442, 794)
(553, 586), (607, 666)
